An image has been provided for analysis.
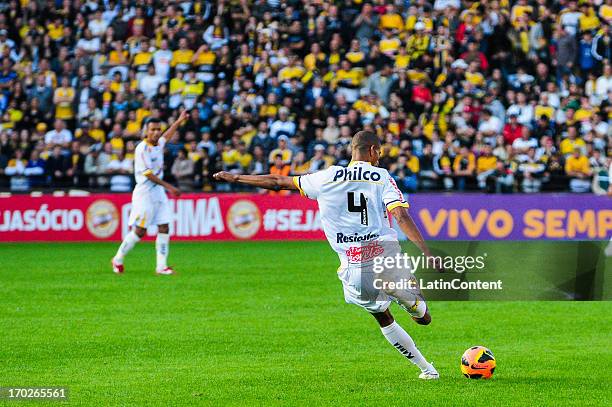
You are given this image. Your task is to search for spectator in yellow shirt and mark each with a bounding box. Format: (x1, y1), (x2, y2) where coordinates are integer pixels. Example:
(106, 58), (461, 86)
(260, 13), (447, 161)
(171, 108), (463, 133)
(559, 127), (586, 156)
(406, 22), (430, 59)
(465, 61), (486, 87)
(345, 39), (366, 67)
(181, 71), (204, 110)
(600, 0), (612, 24)
(395, 47), (410, 69)
(169, 71), (186, 109)
(565, 148), (592, 193)
(511, 0), (533, 28)
(89, 119), (106, 143)
(453, 146), (476, 191)
(132, 38), (153, 77)
(236, 141), (253, 173)
(405, 5), (434, 33)
(379, 4), (403, 33)
(476, 145), (498, 189)
(268, 135), (293, 164)
(259, 93), (279, 119)
(108, 41), (129, 79)
(278, 55), (305, 82)
(379, 29), (402, 57)
(334, 60), (363, 103)
(534, 93), (555, 120)
(47, 17), (64, 41)
(171, 38), (194, 72)
(304, 43), (326, 71)
(53, 77), (75, 125)
(192, 43), (217, 83)
(579, 5), (600, 32)
(221, 141), (240, 171)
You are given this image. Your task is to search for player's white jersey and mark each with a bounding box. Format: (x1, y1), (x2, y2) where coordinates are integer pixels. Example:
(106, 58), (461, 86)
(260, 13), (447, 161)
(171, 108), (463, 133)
(133, 136), (167, 202)
(293, 160), (408, 267)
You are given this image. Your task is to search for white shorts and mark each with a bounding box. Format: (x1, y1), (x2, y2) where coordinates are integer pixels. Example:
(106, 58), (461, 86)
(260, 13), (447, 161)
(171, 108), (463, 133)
(128, 195), (171, 229)
(337, 263), (424, 314)
(338, 265), (391, 313)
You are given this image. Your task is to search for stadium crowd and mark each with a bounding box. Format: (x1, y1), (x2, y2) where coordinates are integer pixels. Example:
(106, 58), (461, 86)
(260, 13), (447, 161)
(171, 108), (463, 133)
(0, 0), (610, 194)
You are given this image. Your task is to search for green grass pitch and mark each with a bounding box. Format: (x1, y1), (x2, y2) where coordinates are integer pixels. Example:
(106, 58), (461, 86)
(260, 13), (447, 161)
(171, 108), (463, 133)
(1, 241), (611, 406)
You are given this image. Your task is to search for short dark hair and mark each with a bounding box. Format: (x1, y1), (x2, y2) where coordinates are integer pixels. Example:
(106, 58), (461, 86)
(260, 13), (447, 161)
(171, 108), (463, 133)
(143, 117), (162, 131)
(144, 117), (161, 127)
(351, 130), (380, 154)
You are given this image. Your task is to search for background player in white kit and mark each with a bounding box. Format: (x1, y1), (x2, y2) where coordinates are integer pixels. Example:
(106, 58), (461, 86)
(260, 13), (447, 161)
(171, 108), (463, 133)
(112, 111), (189, 275)
(213, 131), (440, 380)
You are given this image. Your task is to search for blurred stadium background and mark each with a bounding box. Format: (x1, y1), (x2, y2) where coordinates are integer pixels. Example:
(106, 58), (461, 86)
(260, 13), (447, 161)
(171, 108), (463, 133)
(0, 0), (610, 194)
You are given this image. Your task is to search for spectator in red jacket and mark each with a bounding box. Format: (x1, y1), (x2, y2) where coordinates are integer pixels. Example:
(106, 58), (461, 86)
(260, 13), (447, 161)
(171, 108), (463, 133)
(503, 114), (524, 144)
(460, 40), (489, 71)
(412, 80), (432, 116)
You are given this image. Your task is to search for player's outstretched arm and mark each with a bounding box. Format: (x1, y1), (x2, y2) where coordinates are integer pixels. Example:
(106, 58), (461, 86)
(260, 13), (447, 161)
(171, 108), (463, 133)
(145, 172), (181, 197)
(213, 171), (298, 191)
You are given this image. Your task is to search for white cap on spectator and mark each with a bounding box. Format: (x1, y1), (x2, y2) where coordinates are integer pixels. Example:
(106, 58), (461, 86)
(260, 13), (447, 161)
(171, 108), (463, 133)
(451, 59), (468, 69)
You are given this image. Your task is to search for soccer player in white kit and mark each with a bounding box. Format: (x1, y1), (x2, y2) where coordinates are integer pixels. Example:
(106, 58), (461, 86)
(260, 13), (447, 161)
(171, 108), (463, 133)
(213, 131), (440, 379)
(112, 111), (188, 275)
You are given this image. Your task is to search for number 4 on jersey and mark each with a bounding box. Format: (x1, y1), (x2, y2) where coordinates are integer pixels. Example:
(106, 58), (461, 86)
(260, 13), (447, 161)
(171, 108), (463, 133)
(347, 192), (368, 226)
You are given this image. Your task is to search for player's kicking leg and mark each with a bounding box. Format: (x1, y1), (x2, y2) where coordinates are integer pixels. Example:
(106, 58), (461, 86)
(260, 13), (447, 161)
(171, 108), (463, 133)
(155, 223), (174, 275)
(112, 226), (146, 273)
(372, 308), (439, 380)
(340, 265), (437, 379)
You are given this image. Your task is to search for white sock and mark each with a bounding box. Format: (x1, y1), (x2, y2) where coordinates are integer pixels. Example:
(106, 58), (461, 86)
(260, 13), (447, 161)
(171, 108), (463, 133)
(381, 321), (432, 372)
(114, 230), (141, 264)
(156, 233), (170, 271)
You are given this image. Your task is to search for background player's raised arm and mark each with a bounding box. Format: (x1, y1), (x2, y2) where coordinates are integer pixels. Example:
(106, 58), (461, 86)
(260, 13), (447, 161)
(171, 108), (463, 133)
(213, 171), (298, 191)
(161, 109), (189, 141)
